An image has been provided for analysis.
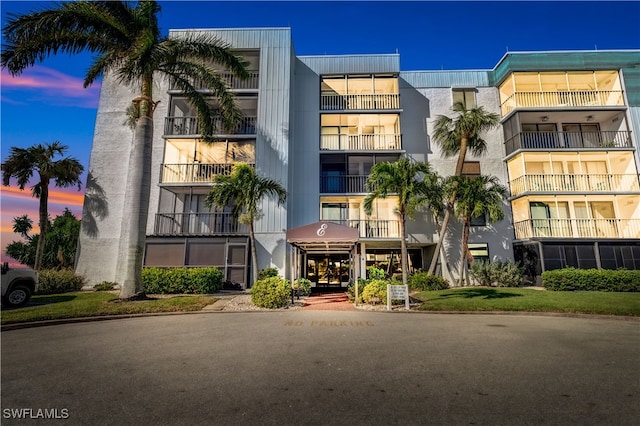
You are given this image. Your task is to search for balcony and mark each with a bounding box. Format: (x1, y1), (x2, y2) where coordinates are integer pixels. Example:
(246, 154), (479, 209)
(505, 130), (632, 155)
(514, 218), (640, 239)
(500, 90), (624, 115)
(320, 175), (369, 193)
(321, 94), (400, 111)
(164, 116), (256, 137)
(326, 219), (400, 239)
(320, 134), (402, 151)
(509, 174), (640, 196)
(160, 163), (255, 185)
(169, 71), (260, 91)
(154, 213), (248, 236)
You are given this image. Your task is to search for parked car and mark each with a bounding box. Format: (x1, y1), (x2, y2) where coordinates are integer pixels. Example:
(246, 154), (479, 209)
(1, 262), (39, 308)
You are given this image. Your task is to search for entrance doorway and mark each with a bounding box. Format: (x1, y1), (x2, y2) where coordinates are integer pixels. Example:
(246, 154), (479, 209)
(307, 254), (350, 289)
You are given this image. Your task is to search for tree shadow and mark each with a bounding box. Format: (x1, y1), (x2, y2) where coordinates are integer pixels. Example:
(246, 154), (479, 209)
(29, 294), (78, 306)
(81, 171), (109, 238)
(437, 288), (522, 300)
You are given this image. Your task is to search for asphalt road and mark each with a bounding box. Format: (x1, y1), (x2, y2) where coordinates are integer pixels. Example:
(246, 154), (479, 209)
(2, 311), (639, 425)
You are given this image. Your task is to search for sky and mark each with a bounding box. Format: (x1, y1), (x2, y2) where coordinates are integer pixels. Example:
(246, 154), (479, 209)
(1, 0), (640, 263)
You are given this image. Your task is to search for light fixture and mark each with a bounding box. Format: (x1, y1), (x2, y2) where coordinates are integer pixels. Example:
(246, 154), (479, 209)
(586, 115), (594, 122)
(541, 116), (549, 122)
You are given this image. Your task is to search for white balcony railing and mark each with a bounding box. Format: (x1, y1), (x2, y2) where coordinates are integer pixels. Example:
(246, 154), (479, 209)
(169, 71), (260, 91)
(154, 212), (249, 235)
(160, 163), (255, 184)
(164, 116), (256, 136)
(321, 94), (400, 111)
(320, 133), (402, 151)
(326, 219), (401, 239)
(514, 218), (640, 239)
(504, 130), (632, 155)
(500, 90), (624, 115)
(509, 174), (640, 196)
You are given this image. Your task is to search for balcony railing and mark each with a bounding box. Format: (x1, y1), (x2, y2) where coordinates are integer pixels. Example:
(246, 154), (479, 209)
(326, 219), (400, 239)
(160, 163), (255, 184)
(169, 71), (260, 91)
(164, 116), (256, 136)
(154, 213), (248, 236)
(514, 218), (640, 239)
(320, 175), (369, 193)
(505, 131), (632, 155)
(320, 94), (400, 111)
(500, 90), (624, 115)
(320, 134), (402, 150)
(509, 174), (640, 196)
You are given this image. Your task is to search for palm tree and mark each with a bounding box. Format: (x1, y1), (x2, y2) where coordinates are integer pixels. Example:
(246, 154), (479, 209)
(12, 215), (33, 240)
(427, 102), (500, 275)
(2, 142), (84, 270)
(2, 1), (249, 298)
(205, 163), (287, 286)
(364, 157), (439, 287)
(448, 175), (507, 286)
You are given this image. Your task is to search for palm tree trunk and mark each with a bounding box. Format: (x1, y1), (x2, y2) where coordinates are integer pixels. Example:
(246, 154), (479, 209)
(119, 115), (153, 299)
(399, 215), (408, 287)
(34, 178), (49, 271)
(428, 136), (469, 275)
(458, 219), (470, 287)
(249, 221), (258, 287)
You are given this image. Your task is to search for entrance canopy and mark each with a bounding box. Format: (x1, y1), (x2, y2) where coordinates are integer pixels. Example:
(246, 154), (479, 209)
(287, 221), (359, 253)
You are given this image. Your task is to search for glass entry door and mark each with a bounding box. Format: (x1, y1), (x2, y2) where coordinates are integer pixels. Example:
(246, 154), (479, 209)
(306, 254), (350, 288)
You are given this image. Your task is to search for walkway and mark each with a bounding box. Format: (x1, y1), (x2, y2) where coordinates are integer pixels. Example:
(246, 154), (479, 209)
(300, 291), (354, 311)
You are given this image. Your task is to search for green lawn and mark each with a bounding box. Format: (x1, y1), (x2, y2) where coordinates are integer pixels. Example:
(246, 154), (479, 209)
(414, 287), (640, 316)
(1, 292), (218, 325)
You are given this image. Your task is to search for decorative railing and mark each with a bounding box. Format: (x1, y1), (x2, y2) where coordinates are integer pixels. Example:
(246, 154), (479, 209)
(164, 116), (257, 136)
(326, 219), (401, 239)
(505, 130), (632, 155)
(154, 213), (248, 235)
(320, 94), (400, 111)
(320, 174), (369, 193)
(500, 90), (624, 115)
(509, 174), (640, 196)
(320, 133), (402, 150)
(514, 218), (640, 239)
(160, 163), (255, 184)
(169, 71), (260, 91)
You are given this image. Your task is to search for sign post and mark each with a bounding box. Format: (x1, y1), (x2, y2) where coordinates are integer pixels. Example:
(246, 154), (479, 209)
(387, 284), (410, 310)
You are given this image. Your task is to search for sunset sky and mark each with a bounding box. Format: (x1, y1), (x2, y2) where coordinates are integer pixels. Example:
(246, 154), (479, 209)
(2, 1), (639, 264)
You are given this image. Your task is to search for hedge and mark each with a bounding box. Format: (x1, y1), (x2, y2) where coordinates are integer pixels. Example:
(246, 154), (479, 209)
(542, 268), (640, 292)
(142, 267), (223, 294)
(251, 276), (291, 308)
(37, 269), (86, 294)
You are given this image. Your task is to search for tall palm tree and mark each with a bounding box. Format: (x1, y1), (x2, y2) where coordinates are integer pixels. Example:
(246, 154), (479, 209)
(364, 157), (439, 287)
(2, 1), (249, 298)
(205, 163), (287, 286)
(448, 175), (507, 286)
(2, 142), (84, 270)
(427, 102), (500, 275)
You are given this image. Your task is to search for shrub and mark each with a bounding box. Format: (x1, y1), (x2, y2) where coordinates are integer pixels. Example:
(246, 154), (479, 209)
(251, 276), (291, 308)
(360, 279), (389, 304)
(409, 271), (450, 291)
(142, 267), (223, 294)
(470, 260), (526, 287)
(94, 281), (116, 291)
(293, 278), (312, 296)
(366, 267), (386, 280)
(37, 269), (85, 294)
(542, 268), (640, 292)
(257, 267), (279, 280)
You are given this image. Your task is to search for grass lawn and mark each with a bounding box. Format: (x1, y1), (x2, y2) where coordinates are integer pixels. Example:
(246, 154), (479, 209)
(1, 292), (218, 325)
(414, 287), (640, 316)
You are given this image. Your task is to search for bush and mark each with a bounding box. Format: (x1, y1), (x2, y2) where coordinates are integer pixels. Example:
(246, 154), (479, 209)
(37, 269), (85, 294)
(360, 279), (389, 304)
(542, 268), (640, 292)
(409, 271), (450, 291)
(142, 267), (223, 294)
(94, 281), (116, 291)
(470, 260), (526, 287)
(293, 278), (312, 296)
(366, 267), (386, 280)
(251, 276), (291, 308)
(257, 267), (279, 280)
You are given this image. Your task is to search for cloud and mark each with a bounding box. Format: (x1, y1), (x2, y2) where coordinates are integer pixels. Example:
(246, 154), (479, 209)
(1, 66), (100, 108)
(1, 185), (85, 207)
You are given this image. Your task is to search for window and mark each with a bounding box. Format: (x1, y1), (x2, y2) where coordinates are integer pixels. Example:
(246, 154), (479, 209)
(452, 88), (477, 108)
(468, 243), (489, 263)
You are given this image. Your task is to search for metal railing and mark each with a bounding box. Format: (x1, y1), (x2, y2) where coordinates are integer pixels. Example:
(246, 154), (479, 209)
(320, 133), (402, 150)
(320, 94), (400, 111)
(514, 218), (640, 239)
(169, 71), (260, 91)
(320, 175), (369, 193)
(509, 174), (640, 196)
(500, 90), (624, 115)
(505, 130), (632, 155)
(164, 116), (257, 136)
(160, 163), (255, 184)
(154, 212), (248, 235)
(326, 219), (401, 238)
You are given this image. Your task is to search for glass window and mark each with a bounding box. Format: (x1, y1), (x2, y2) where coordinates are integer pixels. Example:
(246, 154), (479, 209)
(452, 88), (477, 108)
(468, 243), (489, 262)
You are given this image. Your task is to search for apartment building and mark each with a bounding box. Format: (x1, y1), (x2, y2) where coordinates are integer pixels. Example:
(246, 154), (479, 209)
(75, 27), (640, 288)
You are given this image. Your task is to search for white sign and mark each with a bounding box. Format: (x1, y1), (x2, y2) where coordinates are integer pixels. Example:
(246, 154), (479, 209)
(387, 284), (410, 310)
